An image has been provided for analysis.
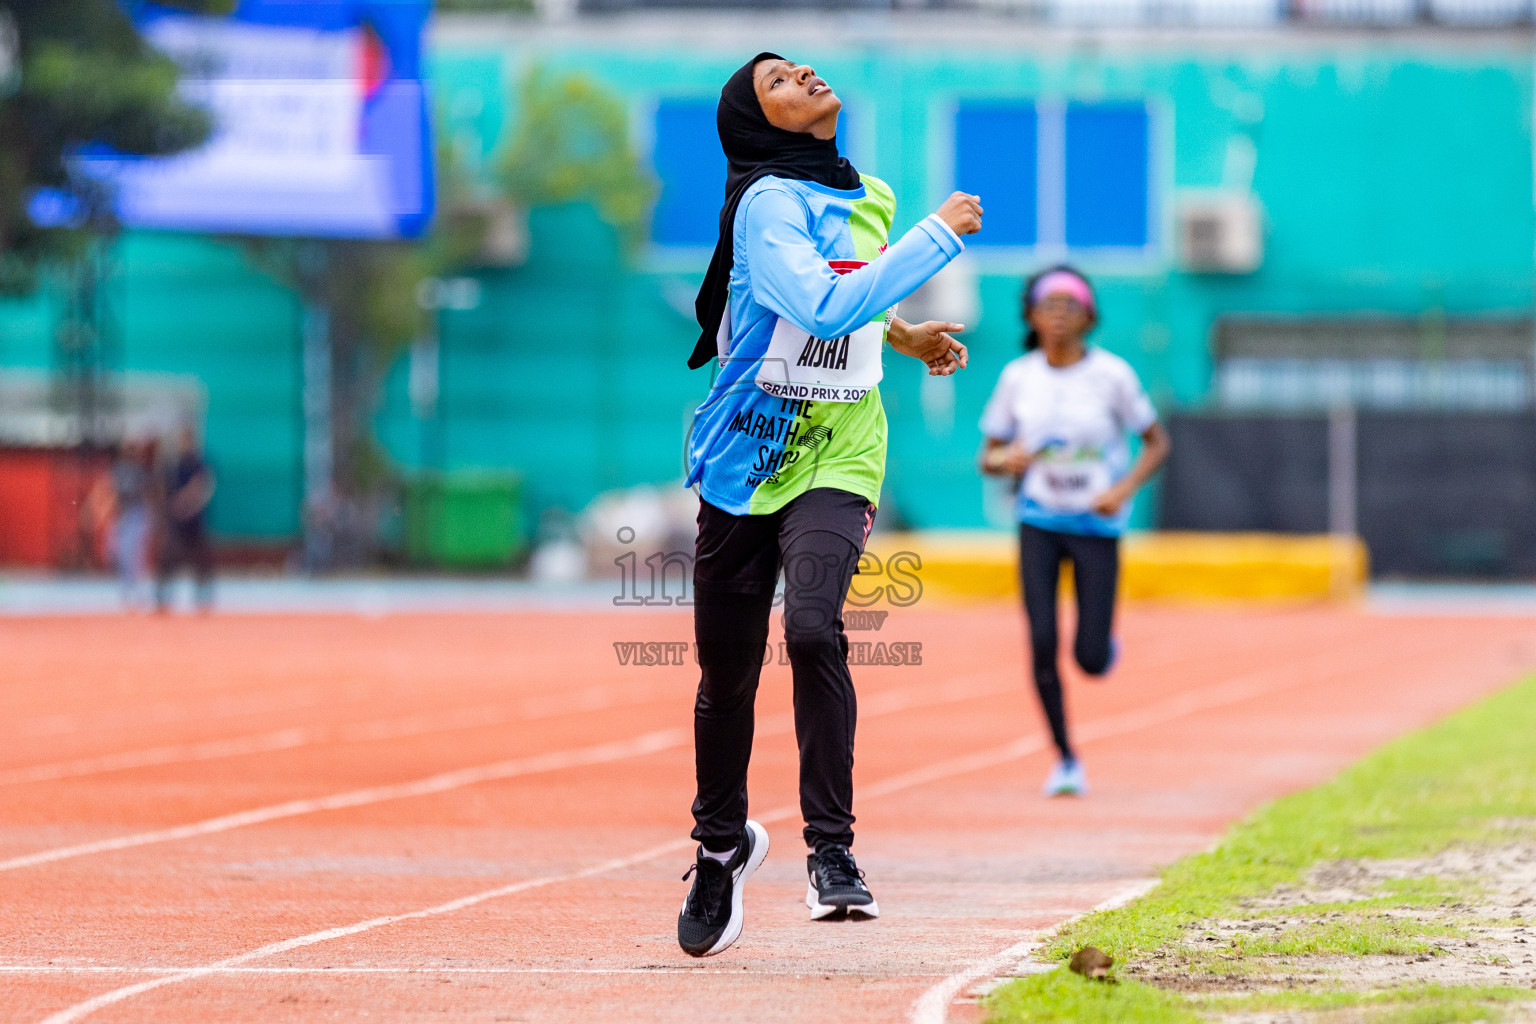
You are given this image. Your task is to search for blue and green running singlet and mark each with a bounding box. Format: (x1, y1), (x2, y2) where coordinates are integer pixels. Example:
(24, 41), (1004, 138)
(686, 174), (963, 514)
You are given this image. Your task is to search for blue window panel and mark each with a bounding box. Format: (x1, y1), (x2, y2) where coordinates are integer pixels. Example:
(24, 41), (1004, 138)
(954, 103), (1037, 247)
(1064, 103), (1149, 249)
(653, 99), (859, 246)
(653, 99), (726, 247)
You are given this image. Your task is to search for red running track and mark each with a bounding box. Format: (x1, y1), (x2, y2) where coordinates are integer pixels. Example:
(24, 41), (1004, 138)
(0, 604), (1533, 1023)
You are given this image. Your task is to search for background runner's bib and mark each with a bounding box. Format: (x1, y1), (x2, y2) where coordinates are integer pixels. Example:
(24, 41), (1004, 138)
(755, 259), (888, 404)
(977, 348), (1158, 536)
(1023, 443), (1113, 513)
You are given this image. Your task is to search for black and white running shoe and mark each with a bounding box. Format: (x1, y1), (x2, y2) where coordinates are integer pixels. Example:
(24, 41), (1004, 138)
(805, 842), (879, 920)
(677, 819), (769, 957)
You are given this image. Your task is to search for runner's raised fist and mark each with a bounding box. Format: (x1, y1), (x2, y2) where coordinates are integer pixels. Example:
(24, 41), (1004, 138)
(936, 192), (983, 236)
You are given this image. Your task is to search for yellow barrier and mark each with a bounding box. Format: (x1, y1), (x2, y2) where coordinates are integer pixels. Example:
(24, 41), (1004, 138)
(862, 531), (1368, 604)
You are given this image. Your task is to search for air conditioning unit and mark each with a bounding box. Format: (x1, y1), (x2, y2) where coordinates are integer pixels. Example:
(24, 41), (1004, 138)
(1176, 192), (1264, 274)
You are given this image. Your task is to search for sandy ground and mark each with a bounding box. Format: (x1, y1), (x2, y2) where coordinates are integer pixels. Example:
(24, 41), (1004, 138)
(1127, 841), (1536, 1000)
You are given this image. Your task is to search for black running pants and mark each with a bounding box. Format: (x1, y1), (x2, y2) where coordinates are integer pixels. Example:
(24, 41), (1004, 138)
(1018, 523), (1120, 761)
(691, 488), (874, 853)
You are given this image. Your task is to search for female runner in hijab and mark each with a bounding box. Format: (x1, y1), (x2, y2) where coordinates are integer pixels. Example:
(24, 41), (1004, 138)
(676, 53), (982, 958)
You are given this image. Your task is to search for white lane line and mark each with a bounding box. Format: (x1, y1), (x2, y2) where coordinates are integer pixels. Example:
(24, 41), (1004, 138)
(35, 664), (1303, 1023)
(0, 731), (315, 788)
(0, 679), (679, 788)
(907, 880), (1158, 1024)
(2, 965), (951, 977)
(864, 662), (1304, 804)
(1074, 667), (1295, 745)
(34, 769), (930, 1024)
(33, 835), (695, 1024)
(13, 690), (326, 740)
(868, 634), (1431, 807)
(0, 673), (1016, 874)
(0, 729), (689, 875)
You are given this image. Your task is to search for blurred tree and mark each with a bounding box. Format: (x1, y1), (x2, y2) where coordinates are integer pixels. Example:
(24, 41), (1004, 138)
(239, 66), (655, 564)
(234, 142), (494, 559)
(0, 0), (233, 293)
(498, 65), (655, 254)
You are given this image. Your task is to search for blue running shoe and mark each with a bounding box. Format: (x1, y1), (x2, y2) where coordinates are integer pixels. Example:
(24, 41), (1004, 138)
(1043, 758), (1088, 797)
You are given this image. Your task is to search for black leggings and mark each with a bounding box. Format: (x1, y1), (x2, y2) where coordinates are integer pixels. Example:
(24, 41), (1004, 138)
(691, 488), (875, 853)
(1018, 523), (1120, 762)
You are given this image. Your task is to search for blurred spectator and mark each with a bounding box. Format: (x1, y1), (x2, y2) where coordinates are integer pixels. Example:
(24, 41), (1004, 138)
(90, 439), (156, 611)
(156, 425), (216, 613)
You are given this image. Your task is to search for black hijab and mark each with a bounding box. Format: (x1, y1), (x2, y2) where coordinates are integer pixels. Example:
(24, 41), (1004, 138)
(688, 52), (862, 369)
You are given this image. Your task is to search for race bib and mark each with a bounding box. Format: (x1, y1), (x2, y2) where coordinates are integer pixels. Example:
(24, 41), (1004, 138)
(1023, 447), (1113, 513)
(755, 260), (887, 404)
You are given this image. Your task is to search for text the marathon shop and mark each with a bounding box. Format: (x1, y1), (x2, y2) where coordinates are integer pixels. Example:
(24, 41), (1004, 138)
(728, 398), (833, 488)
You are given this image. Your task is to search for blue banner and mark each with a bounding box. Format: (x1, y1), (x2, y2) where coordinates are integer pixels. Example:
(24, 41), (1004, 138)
(78, 0), (436, 239)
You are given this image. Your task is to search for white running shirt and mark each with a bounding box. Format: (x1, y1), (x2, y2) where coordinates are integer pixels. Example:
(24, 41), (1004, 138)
(979, 347), (1158, 537)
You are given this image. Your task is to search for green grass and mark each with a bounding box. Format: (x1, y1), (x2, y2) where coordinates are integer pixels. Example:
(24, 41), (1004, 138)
(984, 971), (1202, 1023)
(982, 672), (1536, 1023)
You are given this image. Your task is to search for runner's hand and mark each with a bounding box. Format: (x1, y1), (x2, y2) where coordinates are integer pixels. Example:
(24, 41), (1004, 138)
(1090, 484), (1131, 516)
(987, 443), (1031, 476)
(936, 192), (982, 236)
(889, 319), (968, 376)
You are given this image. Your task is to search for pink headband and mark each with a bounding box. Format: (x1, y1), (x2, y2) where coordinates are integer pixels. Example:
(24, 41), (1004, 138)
(1031, 271), (1095, 313)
